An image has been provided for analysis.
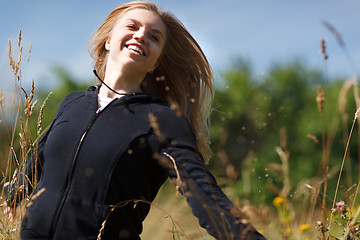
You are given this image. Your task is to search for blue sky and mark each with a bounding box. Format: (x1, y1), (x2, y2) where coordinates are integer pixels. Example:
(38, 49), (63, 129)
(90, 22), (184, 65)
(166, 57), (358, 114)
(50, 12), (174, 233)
(1, 0), (360, 90)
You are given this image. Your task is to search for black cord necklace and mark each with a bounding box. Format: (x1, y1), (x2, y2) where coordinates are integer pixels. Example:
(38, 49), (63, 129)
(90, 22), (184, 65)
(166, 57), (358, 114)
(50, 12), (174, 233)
(93, 70), (127, 96)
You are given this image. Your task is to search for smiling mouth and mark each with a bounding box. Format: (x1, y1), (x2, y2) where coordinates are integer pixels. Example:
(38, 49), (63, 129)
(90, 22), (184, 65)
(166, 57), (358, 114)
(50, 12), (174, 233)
(126, 45), (145, 56)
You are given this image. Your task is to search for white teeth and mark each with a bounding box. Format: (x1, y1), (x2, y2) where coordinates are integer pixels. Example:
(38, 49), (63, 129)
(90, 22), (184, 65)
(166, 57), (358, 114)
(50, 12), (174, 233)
(127, 45), (144, 56)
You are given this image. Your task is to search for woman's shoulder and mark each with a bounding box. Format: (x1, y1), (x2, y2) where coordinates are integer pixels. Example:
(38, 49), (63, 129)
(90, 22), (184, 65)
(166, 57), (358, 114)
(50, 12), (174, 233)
(61, 85), (99, 105)
(148, 102), (196, 142)
(64, 90), (85, 101)
(148, 101), (185, 122)
(126, 93), (175, 116)
(122, 93), (195, 138)
(54, 89), (91, 115)
(59, 91), (85, 106)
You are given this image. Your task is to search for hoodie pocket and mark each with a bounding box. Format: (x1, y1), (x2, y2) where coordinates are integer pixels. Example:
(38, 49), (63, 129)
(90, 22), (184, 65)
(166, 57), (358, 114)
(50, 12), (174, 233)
(51, 197), (110, 239)
(21, 189), (61, 238)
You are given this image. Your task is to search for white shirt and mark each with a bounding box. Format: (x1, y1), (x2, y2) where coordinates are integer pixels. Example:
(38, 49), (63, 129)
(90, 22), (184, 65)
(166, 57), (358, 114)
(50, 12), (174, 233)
(97, 94), (115, 112)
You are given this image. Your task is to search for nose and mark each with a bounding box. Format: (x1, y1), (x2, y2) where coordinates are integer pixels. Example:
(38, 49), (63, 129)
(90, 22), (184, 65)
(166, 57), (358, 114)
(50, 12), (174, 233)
(133, 27), (147, 43)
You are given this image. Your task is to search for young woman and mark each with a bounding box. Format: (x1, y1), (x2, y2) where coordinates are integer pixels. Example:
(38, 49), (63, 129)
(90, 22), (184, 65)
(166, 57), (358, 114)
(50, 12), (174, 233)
(5, 1), (266, 239)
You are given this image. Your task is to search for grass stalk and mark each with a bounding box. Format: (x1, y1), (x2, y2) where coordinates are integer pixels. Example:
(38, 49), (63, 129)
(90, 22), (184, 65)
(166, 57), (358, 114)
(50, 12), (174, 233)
(328, 108), (360, 235)
(318, 38), (330, 239)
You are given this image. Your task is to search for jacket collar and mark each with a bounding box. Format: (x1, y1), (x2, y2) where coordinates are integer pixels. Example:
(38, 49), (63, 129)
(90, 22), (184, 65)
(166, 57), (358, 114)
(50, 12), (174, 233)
(85, 85), (166, 105)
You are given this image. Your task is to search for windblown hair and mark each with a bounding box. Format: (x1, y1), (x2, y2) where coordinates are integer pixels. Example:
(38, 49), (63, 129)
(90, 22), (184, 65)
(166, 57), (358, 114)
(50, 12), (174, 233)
(89, 1), (214, 162)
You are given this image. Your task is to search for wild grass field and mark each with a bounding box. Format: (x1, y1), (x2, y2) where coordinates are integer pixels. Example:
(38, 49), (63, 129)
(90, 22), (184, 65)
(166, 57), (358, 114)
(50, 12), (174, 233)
(1, 26), (360, 240)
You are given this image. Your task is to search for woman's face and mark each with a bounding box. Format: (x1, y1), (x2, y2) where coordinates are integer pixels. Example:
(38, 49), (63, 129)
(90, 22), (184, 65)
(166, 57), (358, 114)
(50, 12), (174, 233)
(105, 8), (166, 75)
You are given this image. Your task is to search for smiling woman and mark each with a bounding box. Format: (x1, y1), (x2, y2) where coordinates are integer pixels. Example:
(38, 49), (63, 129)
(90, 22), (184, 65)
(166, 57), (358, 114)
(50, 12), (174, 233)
(102, 8), (166, 92)
(5, 1), (265, 239)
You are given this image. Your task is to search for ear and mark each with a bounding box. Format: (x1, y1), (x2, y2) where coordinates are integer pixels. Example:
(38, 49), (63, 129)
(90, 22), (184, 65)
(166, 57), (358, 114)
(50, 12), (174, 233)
(105, 38), (111, 50)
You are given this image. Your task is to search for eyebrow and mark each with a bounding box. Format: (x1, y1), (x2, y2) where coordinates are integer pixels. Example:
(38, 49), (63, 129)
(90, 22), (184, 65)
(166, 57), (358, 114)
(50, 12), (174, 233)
(127, 18), (165, 39)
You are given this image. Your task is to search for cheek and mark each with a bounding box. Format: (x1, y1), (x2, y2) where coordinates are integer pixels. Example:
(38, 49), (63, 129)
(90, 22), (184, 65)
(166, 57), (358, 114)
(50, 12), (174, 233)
(153, 44), (164, 60)
(155, 49), (162, 60)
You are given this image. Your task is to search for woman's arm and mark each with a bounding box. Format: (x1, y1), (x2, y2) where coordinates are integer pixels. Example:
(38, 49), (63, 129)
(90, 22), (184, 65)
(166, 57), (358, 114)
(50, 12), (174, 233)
(162, 146), (265, 240)
(149, 109), (266, 240)
(4, 139), (45, 207)
(4, 90), (85, 207)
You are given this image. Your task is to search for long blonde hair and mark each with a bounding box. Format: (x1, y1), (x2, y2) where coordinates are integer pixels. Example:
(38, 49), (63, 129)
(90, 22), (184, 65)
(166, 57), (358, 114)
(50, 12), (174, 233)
(89, 1), (213, 162)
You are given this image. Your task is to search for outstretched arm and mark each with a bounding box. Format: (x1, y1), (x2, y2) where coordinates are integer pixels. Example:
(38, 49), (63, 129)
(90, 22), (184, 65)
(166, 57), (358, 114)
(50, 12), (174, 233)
(149, 109), (266, 240)
(162, 147), (265, 240)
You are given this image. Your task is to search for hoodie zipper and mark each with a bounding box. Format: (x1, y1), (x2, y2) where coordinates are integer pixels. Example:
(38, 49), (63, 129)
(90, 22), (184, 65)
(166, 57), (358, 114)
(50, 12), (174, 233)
(49, 97), (122, 239)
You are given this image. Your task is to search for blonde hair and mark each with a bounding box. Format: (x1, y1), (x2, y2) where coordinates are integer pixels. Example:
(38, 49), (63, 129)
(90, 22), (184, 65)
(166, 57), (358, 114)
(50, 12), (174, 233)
(89, 1), (214, 162)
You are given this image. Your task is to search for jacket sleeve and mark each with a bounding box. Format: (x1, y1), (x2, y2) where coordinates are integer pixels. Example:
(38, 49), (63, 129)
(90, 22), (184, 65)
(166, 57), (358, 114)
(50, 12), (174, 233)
(150, 109), (266, 240)
(4, 91), (84, 207)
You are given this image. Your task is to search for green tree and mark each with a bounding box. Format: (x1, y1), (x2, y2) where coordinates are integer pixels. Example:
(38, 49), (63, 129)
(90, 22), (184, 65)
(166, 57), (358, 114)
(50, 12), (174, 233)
(210, 59), (356, 204)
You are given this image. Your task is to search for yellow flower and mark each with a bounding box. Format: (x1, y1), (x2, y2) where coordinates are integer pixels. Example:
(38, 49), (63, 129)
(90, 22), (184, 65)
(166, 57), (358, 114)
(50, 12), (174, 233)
(282, 227), (292, 235)
(298, 224), (311, 232)
(273, 196), (286, 207)
(282, 216), (292, 223)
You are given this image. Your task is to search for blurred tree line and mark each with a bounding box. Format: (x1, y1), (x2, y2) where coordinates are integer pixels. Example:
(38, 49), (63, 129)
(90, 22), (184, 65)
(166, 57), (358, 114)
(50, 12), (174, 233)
(210, 59), (357, 205)
(1, 59), (358, 206)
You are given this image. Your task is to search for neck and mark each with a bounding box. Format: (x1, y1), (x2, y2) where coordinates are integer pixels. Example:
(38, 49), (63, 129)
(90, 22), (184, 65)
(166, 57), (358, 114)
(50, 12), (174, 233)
(98, 67), (145, 98)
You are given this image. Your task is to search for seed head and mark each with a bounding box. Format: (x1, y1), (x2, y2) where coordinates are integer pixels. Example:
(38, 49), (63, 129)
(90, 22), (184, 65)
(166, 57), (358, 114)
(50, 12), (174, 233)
(355, 107), (360, 120)
(18, 29), (22, 47)
(321, 38), (328, 60)
(316, 85), (324, 113)
(0, 90), (4, 104)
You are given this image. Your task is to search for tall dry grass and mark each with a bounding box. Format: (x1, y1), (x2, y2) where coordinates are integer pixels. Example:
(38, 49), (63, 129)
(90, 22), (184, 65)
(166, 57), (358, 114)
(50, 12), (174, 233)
(318, 21), (360, 240)
(0, 30), (51, 239)
(263, 22), (360, 240)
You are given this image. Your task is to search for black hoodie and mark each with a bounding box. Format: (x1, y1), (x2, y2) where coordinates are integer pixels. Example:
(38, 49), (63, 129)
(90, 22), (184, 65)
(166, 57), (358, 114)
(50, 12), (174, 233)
(6, 86), (265, 240)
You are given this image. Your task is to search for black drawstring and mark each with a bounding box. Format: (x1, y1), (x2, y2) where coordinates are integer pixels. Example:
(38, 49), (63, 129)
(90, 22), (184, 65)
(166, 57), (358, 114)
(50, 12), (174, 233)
(93, 70), (127, 96)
